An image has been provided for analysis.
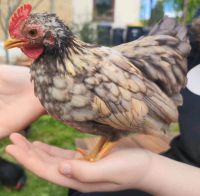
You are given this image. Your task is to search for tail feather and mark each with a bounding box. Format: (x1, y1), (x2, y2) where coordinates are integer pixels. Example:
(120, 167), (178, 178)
(149, 16), (190, 57)
(114, 16), (191, 106)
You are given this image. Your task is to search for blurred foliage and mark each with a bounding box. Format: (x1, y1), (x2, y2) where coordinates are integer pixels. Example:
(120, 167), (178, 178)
(79, 22), (97, 44)
(149, 0), (164, 25)
(140, 19), (149, 26)
(167, 0), (200, 22)
(72, 22), (97, 44)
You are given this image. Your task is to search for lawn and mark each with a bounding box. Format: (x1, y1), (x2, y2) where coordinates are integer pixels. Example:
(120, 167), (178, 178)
(0, 115), (86, 196)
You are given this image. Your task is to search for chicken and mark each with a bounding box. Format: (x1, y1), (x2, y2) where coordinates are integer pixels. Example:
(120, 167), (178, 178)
(4, 3), (190, 161)
(0, 157), (26, 190)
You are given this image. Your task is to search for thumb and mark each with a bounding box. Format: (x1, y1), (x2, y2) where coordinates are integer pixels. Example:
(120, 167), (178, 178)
(59, 159), (112, 183)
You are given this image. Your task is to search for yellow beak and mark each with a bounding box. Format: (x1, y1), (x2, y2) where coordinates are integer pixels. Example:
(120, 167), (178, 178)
(4, 38), (26, 49)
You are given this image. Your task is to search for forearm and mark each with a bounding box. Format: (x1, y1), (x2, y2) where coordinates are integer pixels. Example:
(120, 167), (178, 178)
(0, 98), (45, 139)
(0, 65), (46, 138)
(139, 152), (200, 196)
(14, 93), (46, 130)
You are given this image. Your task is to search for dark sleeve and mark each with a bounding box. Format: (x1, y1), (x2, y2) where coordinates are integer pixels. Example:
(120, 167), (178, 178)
(187, 40), (200, 69)
(68, 189), (151, 196)
(162, 88), (200, 167)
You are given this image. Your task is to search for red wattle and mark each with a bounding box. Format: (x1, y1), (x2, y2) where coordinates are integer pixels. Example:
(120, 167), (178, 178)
(21, 46), (44, 60)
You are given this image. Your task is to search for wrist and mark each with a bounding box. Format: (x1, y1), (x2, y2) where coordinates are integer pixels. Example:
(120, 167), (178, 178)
(136, 152), (179, 195)
(133, 150), (156, 192)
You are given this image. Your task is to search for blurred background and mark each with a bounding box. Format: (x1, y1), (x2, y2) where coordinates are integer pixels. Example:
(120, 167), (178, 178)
(0, 0), (198, 64)
(0, 0), (198, 195)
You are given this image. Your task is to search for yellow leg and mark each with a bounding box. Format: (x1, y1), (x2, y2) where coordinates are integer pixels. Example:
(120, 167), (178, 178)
(77, 148), (87, 157)
(77, 137), (118, 162)
(77, 137), (108, 161)
(95, 141), (118, 161)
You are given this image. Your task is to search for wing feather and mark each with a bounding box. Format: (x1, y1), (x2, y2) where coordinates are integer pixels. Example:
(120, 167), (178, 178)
(114, 16), (191, 106)
(86, 48), (178, 134)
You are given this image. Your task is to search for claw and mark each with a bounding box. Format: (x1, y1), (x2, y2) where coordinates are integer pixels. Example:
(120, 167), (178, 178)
(76, 137), (118, 162)
(76, 148), (87, 156)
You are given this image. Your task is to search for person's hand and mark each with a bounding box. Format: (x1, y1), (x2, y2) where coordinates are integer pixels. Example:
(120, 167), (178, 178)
(7, 133), (200, 195)
(0, 65), (45, 138)
(6, 133), (153, 192)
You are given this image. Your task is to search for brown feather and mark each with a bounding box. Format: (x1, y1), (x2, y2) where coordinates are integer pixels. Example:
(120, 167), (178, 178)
(114, 16), (191, 106)
(29, 16), (189, 141)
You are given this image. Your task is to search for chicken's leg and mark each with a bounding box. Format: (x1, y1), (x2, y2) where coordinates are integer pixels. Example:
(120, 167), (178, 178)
(77, 137), (118, 162)
(95, 140), (118, 161)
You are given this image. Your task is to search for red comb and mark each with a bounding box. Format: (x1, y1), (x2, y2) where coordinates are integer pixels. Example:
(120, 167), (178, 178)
(9, 3), (32, 37)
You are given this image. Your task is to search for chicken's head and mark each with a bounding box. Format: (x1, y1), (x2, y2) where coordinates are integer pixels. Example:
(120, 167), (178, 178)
(4, 3), (74, 60)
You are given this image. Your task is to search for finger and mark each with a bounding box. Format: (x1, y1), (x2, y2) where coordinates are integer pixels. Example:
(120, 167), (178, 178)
(6, 144), (120, 192)
(6, 144), (60, 179)
(31, 145), (60, 163)
(33, 141), (76, 159)
(6, 144), (26, 160)
(59, 158), (118, 183)
(9, 133), (56, 163)
(9, 133), (31, 150)
(6, 144), (45, 169)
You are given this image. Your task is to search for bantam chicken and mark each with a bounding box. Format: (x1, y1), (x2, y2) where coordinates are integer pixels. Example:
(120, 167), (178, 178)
(4, 3), (190, 161)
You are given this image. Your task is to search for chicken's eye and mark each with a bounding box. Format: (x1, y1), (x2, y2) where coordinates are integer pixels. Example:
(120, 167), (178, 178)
(28, 29), (38, 37)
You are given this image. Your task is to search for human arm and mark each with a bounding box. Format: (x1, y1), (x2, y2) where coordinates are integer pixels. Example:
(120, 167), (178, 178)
(6, 133), (200, 195)
(0, 65), (45, 138)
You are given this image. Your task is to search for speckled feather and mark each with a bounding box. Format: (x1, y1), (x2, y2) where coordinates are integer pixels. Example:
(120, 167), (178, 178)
(115, 16), (191, 105)
(29, 16), (190, 141)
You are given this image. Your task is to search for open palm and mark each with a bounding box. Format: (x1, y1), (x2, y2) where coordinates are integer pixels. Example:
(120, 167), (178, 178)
(6, 133), (152, 192)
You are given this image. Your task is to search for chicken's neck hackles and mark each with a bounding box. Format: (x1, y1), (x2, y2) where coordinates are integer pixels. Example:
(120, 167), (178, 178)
(29, 13), (91, 75)
(6, 3), (91, 75)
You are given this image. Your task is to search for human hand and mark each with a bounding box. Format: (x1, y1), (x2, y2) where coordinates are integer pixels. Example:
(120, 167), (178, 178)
(0, 65), (45, 138)
(8, 134), (200, 196)
(6, 133), (153, 192)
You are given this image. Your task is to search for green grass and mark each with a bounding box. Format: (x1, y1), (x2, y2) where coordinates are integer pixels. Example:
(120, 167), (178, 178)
(169, 123), (180, 133)
(0, 115), (86, 196)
